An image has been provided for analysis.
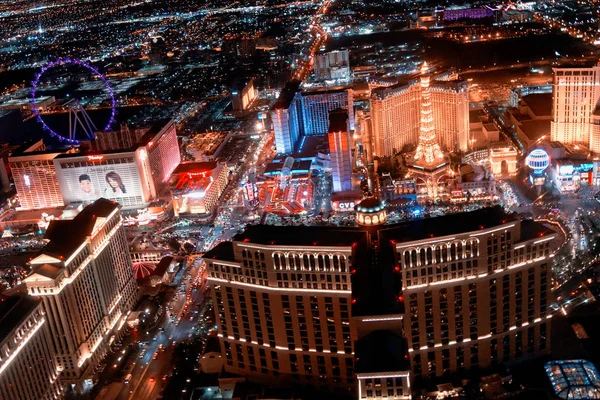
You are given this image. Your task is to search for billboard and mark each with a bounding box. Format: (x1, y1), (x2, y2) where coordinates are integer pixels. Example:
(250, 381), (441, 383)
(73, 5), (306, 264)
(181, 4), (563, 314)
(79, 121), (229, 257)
(56, 155), (147, 207)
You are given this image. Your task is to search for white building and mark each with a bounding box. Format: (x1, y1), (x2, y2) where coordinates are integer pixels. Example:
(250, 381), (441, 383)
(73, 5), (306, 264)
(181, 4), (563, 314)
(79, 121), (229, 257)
(551, 65), (600, 153)
(204, 206), (554, 398)
(23, 199), (138, 391)
(0, 296), (62, 400)
(314, 50), (351, 82)
(54, 147), (156, 209)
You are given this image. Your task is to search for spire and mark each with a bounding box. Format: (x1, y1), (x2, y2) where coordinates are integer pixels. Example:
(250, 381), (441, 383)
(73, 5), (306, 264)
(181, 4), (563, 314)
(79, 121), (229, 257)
(414, 61), (444, 165)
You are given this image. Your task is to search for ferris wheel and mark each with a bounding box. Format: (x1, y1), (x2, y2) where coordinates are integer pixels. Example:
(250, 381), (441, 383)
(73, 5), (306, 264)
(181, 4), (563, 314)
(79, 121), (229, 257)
(30, 58), (117, 145)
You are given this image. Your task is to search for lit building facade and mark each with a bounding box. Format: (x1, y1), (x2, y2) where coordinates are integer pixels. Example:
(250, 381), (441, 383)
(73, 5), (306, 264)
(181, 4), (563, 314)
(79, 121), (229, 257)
(430, 81), (469, 153)
(395, 211), (554, 377)
(370, 75), (469, 157)
(0, 295), (62, 400)
(314, 50), (351, 81)
(8, 140), (70, 210)
(232, 77), (257, 112)
(370, 83), (420, 157)
(271, 81), (303, 155)
(54, 148), (156, 209)
(204, 227), (380, 396)
(551, 65), (600, 153)
(171, 162), (228, 216)
(8, 121), (178, 210)
(270, 81), (354, 155)
(205, 206), (553, 398)
(301, 88), (354, 136)
(142, 119), (181, 195)
(328, 110), (353, 192)
(23, 199), (138, 391)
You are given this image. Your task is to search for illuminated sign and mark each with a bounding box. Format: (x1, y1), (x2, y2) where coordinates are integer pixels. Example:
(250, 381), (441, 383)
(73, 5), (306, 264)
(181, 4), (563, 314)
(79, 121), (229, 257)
(559, 165), (574, 175)
(574, 163), (593, 172)
(87, 155), (104, 162)
(56, 157), (146, 206)
(187, 171), (209, 178)
(23, 174), (31, 187)
(338, 201), (355, 210)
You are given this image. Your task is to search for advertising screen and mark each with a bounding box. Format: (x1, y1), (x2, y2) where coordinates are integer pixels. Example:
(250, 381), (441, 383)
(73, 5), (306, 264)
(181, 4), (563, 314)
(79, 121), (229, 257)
(56, 156), (145, 207)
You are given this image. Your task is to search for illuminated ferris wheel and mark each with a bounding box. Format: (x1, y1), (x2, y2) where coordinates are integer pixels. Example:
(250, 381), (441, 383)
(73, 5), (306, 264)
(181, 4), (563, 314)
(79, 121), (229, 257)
(30, 58), (117, 145)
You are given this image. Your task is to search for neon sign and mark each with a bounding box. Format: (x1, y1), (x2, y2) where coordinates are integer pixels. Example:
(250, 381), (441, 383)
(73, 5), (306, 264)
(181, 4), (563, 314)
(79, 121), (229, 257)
(87, 155), (104, 161)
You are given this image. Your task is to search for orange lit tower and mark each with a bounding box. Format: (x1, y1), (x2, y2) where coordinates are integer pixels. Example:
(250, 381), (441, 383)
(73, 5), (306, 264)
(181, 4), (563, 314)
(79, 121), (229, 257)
(414, 62), (444, 165)
(407, 62), (450, 201)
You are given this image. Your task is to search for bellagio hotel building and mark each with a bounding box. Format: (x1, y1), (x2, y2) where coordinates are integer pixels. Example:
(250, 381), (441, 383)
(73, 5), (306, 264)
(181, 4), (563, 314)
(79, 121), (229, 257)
(204, 205), (556, 399)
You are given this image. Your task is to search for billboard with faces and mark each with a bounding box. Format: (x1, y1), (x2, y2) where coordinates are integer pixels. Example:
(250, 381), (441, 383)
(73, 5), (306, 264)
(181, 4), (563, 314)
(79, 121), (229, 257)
(55, 155), (146, 206)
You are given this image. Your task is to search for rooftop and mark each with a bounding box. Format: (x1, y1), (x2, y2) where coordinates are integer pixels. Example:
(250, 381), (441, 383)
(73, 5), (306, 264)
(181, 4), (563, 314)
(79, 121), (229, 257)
(263, 159), (312, 175)
(204, 241), (235, 261)
(302, 86), (351, 97)
(152, 256), (173, 277)
(545, 360), (600, 400)
(174, 161), (218, 174)
(379, 206), (517, 243)
(520, 119), (551, 141)
(355, 197), (385, 213)
(232, 224), (367, 247)
(41, 198), (119, 261)
(0, 295), (40, 344)
(272, 80), (301, 110)
(328, 109), (348, 133)
(138, 119), (173, 146)
(355, 330), (410, 374)
(521, 93), (552, 117)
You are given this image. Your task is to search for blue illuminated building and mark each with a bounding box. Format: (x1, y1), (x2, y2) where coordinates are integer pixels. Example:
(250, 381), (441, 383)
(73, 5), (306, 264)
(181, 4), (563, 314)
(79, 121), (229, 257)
(545, 360), (600, 399)
(526, 149), (550, 174)
(270, 82), (354, 155)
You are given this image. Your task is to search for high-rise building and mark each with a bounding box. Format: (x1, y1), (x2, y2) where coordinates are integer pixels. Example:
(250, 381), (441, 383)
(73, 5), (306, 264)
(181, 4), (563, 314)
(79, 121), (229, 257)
(0, 295), (62, 400)
(8, 140), (73, 210)
(431, 80), (469, 152)
(551, 65), (600, 153)
(140, 119), (181, 195)
(204, 205), (555, 398)
(53, 147), (156, 209)
(370, 83), (421, 157)
(8, 120), (180, 210)
(171, 161), (229, 216)
(301, 88), (354, 136)
(370, 71), (469, 157)
(328, 110), (353, 192)
(23, 199), (138, 391)
(90, 125), (146, 152)
(271, 81), (303, 155)
(313, 50), (351, 81)
(270, 82), (354, 155)
(232, 77), (257, 112)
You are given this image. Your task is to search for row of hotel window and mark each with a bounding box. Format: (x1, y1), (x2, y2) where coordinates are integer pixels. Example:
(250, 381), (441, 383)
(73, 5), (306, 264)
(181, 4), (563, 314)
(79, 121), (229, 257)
(224, 340), (355, 382)
(412, 323), (548, 376)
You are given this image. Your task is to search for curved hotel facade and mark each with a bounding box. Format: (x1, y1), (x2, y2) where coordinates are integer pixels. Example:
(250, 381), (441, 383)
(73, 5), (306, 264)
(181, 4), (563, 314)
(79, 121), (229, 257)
(204, 206), (556, 399)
